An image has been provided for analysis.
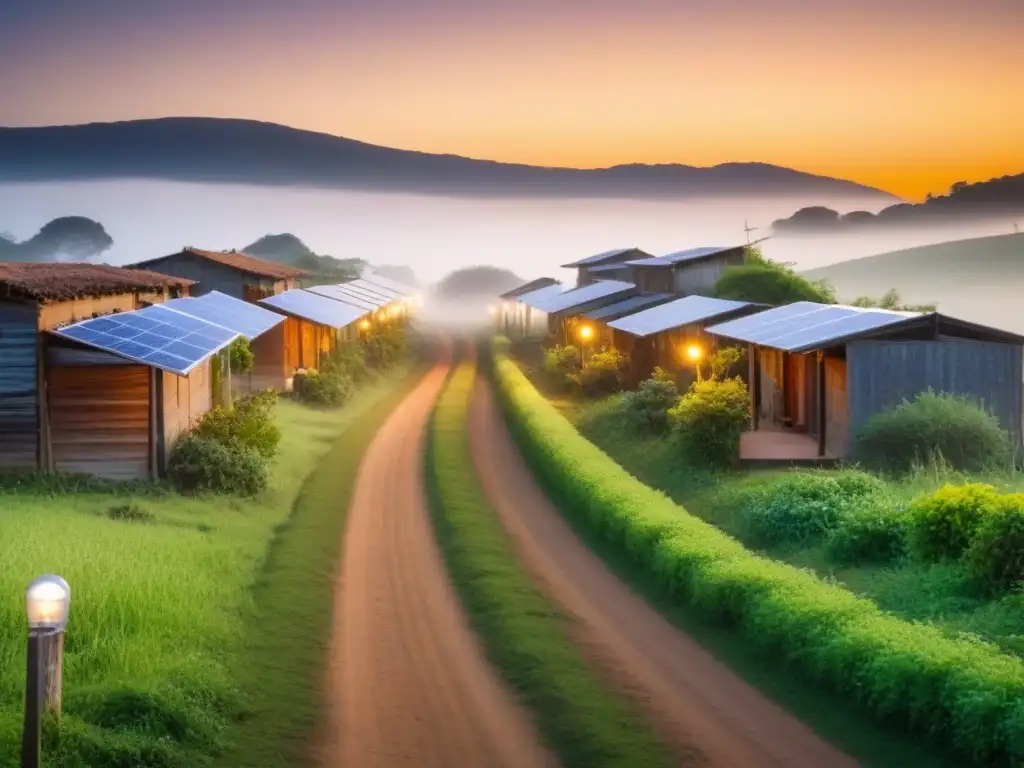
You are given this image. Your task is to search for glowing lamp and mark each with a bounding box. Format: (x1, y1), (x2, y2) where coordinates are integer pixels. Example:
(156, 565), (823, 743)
(359, 318), (372, 331)
(578, 325), (594, 341)
(25, 575), (70, 631)
(685, 344), (703, 361)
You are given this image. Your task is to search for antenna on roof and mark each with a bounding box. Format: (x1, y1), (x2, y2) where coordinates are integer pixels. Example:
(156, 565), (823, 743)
(743, 220), (757, 246)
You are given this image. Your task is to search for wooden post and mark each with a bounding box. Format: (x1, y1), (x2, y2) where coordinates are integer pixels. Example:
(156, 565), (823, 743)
(42, 632), (63, 720)
(817, 351), (827, 458)
(750, 344), (760, 431)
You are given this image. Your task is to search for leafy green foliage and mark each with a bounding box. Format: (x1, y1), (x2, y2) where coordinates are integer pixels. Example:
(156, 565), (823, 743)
(620, 376), (679, 433)
(855, 391), (1013, 473)
(322, 342), (369, 381)
(491, 348), (1024, 766)
(908, 483), (1001, 562)
(850, 288), (938, 312)
(967, 494), (1024, 594)
(573, 347), (627, 396)
(228, 337), (255, 375)
(361, 324), (407, 369)
(193, 390), (281, 460)
(295, 370), (354, 408)
(668, 377), (749, 468)
(713, 247), (835, 306)
(825, 498), (910, 565)
(543, 344), (580, 389)
(168, 433), (268, 496)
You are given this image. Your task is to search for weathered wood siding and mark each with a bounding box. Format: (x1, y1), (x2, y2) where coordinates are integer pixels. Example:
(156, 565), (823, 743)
(134, 253), (286, 298)
(847, 340), (1024, 455)
(37, 290), (171, 330)
(47, 361), (151, 481)
(248, 322), (290, 390)
(673, 251), (745, 295)
(0, 300), (39, 470)
(759, 348), (784, 423)
(824, 357), (848, 457)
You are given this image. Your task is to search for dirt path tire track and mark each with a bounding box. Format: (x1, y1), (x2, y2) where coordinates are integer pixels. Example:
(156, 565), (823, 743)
(318, 346), (556, 768)
(468, 376), (860, 768)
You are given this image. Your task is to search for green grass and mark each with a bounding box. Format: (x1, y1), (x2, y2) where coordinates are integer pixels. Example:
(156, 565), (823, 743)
(0, 366), (420, 767)
(565, 393), (1024, 659)
(426, 353), (673, 768)
(492, 350), (1024, 767)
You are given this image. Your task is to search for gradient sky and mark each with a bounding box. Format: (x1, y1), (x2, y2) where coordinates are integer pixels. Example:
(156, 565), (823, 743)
(1, 0), (1021, 200)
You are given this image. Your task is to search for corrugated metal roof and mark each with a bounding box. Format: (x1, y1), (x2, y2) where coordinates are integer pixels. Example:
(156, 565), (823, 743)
(626, 245), (742, 268)
(360, 271), (416, 296)
(532, 280), (635, 314)
(499, 277), (560, 299)
(561, 247), (638, 268)
(517, 282), (567, 309)
(609, 295), (757, 337)
(705, 301), (920, 353)
(587, 264), (632, 274)
(583, 293), (673, 321)
(259, 289), (368, 329)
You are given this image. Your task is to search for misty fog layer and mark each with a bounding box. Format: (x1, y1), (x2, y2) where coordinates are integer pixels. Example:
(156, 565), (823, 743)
(1, 179), (1019, 330)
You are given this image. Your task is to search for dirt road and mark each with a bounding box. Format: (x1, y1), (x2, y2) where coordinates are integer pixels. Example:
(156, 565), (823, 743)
(319, 352), (556, 768)
(469, 377), (859, 768)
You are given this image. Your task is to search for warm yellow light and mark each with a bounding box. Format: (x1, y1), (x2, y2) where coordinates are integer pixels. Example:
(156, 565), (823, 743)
(359, 318), (372, 331)
(488, 304), (498, 316)
(26, 575), (70, 631)
(578, 325), (594, 341)
(685, 344), (703, 361)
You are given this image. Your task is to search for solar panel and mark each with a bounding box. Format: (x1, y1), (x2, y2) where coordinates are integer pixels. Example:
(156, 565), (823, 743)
(561, 247), (634, 268)
(51, 304), (239, 376)
(584, 293), (673, 321)
(259, 289), (368, 329)
(518, 282), (566, 309)
(347, 278), (403, 301)
(334, 282), (392, 305)
(161, 291), (285, 340)
(705, 301), (824, 339)
(306, 284), (380, 311)
(608, 295), (755, 337)
(532, 280), (635, 314)
(360, 272), (415, 296)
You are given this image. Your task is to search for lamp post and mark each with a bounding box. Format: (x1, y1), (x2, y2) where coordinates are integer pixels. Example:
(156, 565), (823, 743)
(577, 324), (594, 367)
(22, 574), (70, 768)
(684, 343), (704, 381)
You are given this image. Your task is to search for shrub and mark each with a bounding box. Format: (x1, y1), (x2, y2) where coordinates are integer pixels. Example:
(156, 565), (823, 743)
(228, 337), (255, 375)
(194, 389), (281, 460)
(831, 468), (887, 498)
(825, 497), (910, 565)
(966, 493), (1024, 594)
(855, 391), (1013, 473)
(543, 345), (580, 389)
(908, 483), (1001, 562)
(295, 370), (354, 407)
(712, 262), (835, 306)
(620, 377), (679, 433)
(651, 366), (676, 385)
(741, 472), (857, 549)
(491, 349), (1024, 766)
(168, 434), (268, 496)
(362, 325), (407, 369)
(573, 347), (627, 396)
(668, 377), (749, 468)
(322, 342), (369, 381)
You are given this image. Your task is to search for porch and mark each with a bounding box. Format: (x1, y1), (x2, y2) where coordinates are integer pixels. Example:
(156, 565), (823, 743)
(739, 426), (839, 469)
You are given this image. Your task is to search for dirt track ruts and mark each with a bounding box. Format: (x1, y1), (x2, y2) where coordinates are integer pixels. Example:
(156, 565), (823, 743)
(469, 376), (860, 768)
(319, 348), (556, 768)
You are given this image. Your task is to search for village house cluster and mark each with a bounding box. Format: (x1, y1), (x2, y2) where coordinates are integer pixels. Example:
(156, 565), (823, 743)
(0, 248), (417, 481)
(497, 245), (1024, 465)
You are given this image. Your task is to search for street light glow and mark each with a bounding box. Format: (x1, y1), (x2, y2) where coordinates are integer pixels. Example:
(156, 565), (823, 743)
(25, 575), (70, 631)
(578, 325), (594, 341)
(359, 318), (372, 331)
(685, 344), (703, 361)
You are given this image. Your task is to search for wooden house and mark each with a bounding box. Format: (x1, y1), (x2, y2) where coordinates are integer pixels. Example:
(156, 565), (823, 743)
(0, 263), (205, 480)
(497, 278), (561, 337)
(706, 301), (1024, 465)
(128, 247), (308, 392)
(560, 248), (654, 288)
(622, 246), (747, 296)
(527, 279), (637, 345)
(606, 295), (763, 386)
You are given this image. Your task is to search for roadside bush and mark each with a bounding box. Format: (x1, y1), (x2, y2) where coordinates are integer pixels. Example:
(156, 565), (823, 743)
(228, 337), (255, 375)
(668, 377), (749, 468)
(168, 433), (268, 496)
(543, 345), (580, 389)
(362, 325), (407, 369)
(742, 472), (859, 549)
(825, 498), (910, 565)
(573, 347), (627, 396)
(194, 390), (281, 460)
(323, 342), (369, 381)
(295, 370), (354, 407)
(966, 493), (1024, 594)
(491, 349), (1024, 766)
(620, 376), (679, 433)
(908, 483), (1001, 562)
(855, 391), (1013, 474)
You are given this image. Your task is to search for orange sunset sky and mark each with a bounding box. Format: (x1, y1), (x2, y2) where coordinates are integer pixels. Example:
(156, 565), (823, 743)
(1, 0), (1021, 200)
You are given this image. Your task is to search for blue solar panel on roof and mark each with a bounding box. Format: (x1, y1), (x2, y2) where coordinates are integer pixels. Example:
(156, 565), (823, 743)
(260, 289), (367, 328)
(348, 278), (403, 300)
(705, 301), (824, 338)
(360, 272), (415, 296)
(162, 291), (285, 340)
(532, 280), (635, 313)
(608, 295), (754, 337)
(583, 293), (673, 321)
(50, 304), (239, 376)
(306, 284), (379, 310)
(517, 282), (567, 309)
(334, 282), (390, 305)
(562, 247), (635, 268)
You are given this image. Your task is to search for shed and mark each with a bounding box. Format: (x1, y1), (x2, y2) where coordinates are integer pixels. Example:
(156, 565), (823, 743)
(607, 295), (763, 385)
(507, 282), (568, 339)
(560, 247), (654, 288)
(0, 262), (200, 478)
(706, 301), (1024, 464)
(624, 245), (746, 296)
(531, 279), (636, 345)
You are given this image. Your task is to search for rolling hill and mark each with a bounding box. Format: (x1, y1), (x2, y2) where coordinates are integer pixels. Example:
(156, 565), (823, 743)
(0, 117), (898, 202)
(803, 232), (1024, 332)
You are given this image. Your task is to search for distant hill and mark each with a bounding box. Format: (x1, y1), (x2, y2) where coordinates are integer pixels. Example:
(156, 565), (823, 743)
(241, 233), (364, 282)
(803, 233), (1024, 333)
(0, 117), (897, 202)
(0, 216), (113, 261)
(773, 175), (1024, 234)
(372, 265), (418, 287)
(434, 266), (523, 300)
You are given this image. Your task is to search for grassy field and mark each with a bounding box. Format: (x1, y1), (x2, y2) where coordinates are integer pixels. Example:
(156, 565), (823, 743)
(0, 366), (419, 767)
(802, 232), (1024, 331)
(564, 393), (1024, 660)
(426, 351), (673, 768)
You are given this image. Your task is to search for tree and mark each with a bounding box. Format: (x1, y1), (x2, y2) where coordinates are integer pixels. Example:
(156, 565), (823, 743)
(850, 288), (937, 312)
(434, 266), (523, 299)
(712, 246), (835, 306)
